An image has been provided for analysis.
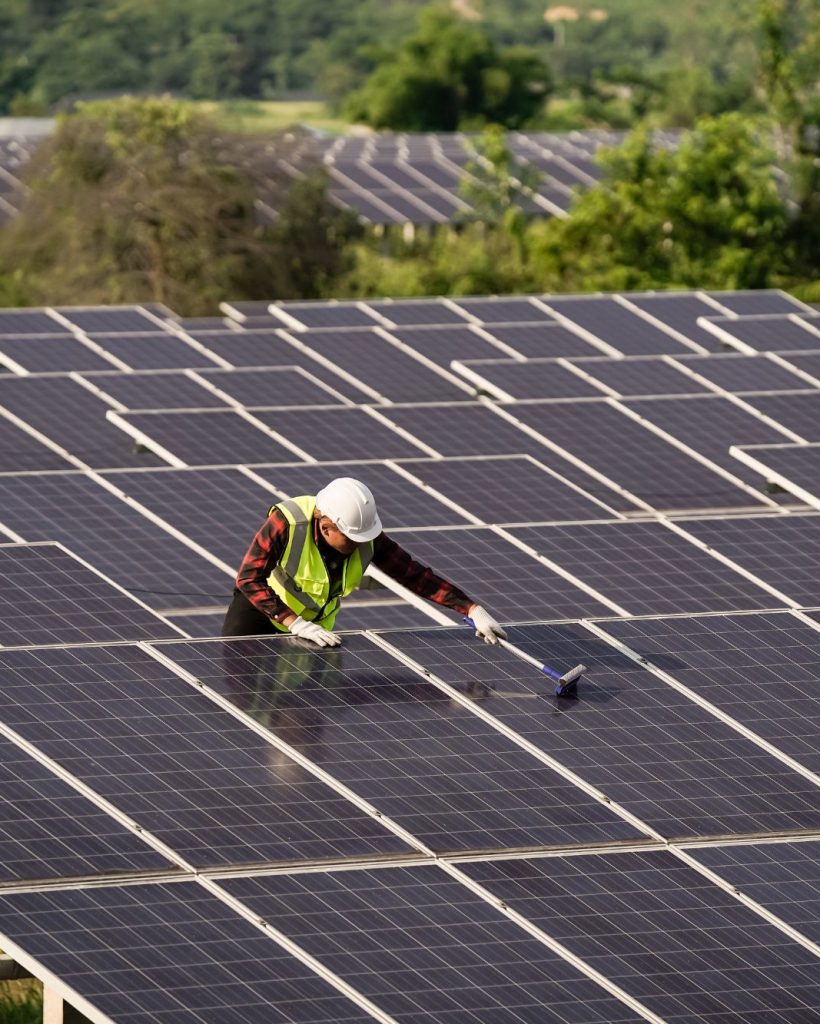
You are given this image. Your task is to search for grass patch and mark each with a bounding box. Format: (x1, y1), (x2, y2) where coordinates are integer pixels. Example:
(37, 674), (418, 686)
(0, 980), (43, 1024)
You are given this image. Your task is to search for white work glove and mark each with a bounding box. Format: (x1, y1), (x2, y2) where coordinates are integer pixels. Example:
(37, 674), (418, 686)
(287, 616), (341, 648)
(469, 605), (507, 645)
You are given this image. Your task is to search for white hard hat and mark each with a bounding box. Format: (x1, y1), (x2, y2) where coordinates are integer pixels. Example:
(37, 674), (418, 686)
(315, 477), (382, 542)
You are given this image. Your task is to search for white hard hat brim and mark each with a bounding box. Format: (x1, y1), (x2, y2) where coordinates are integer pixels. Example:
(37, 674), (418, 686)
(339, 514), (383, 543)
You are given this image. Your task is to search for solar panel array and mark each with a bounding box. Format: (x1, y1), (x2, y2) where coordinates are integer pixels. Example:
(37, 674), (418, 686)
(2, 289), (820, 1023)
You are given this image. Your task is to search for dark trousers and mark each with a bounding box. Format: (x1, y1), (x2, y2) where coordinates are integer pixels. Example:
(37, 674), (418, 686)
(222, 589), (281, 637)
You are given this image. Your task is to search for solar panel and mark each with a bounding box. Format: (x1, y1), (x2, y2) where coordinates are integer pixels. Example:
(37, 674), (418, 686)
(383, 624), (820, 838)
(388, 325), (514, 367)
(462, 851), (820, 1021)
(86, 331), (223, 370)
(708, 290), (812, 315)
(0, 376), (165, 468)
(740, 392), (820, 440)
(0, 735), (170, 882)
(0, 473), (231, 611)
(364, 299), (469, 326)
(282, 329), (471, 403)
(779, 352), (820, 382)
(454, 359), (606, 399)
(675, 513), (820, 607)
(252, 462), (469, 528)
(0, 881), (379, 1024)
(481, 323), (608, 359)
(0, 543), (179, 644)
(334, 599), (439, 631)
(398, 454), (617, 523)
(731, 442), (820, 506)
(102, 467), (280, 568)
(57, 306), (165, 333)
(111, 409), (304, 466)
(0, 309), (67, 333)
(544, 297), (694, 355)
(0, 335), (116, 373)
(570, 356), (706, 396)
(702, 315), (820, 352)
(196, 367), (349, 408)
(509, 400), (761, 511)
(253, 408), (429, 462)
(620, 394), (796, 489)
(689, 840), (820, 943)
(171, 611), (228, 638)
(269, 301), (379, 329)
(672, 353), (812, 392)
(623, 292), (728, 350)
(0, 644), (410, 868)
(0, 415), (71, 471)
(81, 371), (228, 410)
(451, 297), (554, 323)
(223, 866), (646, 1024)
(598, 611), (820, 773)
(221, 299), (282, 321)
(385, 527), (616, 620)
(507, 520), (778, 615)
(164, 634), (639, 851)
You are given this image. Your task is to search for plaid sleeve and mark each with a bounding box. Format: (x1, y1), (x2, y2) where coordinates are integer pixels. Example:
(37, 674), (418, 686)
(235, 507), (292, 622)
(372, 533), (473, 614)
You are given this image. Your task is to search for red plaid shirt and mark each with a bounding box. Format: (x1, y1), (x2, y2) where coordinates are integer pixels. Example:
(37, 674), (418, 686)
(236, 505), (473, 622)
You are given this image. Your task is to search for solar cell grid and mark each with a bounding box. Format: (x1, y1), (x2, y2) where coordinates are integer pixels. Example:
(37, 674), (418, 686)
(0, 309), (66, 334)
(509, 400), (760, 510)
(0, 881), (378, 1024)
(451, 297), (553, 323)
(389, 325), (512, 367)
(0, 335), (116, 373)
(81, 372), (227, 410)
(570, 356), (706, 396)
(507, 520), (778, 615)
(112, 409), (303, 466)
(673, 514), (820, 608)
(702, 315), (820, 352)
(708, 290), (812, 315)
(363, 299), (468, 326)
(254, 407), (429, 462)
(196, 367), (349, 408)
(334, 599), (437, 631)
(0, 543), (179, 644)
(780, 352), (820, 381)
(455, 358), (606, 399)
(626, 292), (729, 350)
(0, 473), (230, 611)
(731, 442), (820, 505)
(163, 634), (639, 851)
(252, 462), (470, 528)
(740, 392), (820, 440)
(398, 455), (616, 523)
(598, 611), (820, 774)
(463, 852), (820, 1023)
(86, 331), (223, 370)
(0, 375), (165, 468)
(481, 322), (604, 358)
(58, 307), (165, 333)
(0, 415), (71, 471)
(383, 624), (820, 839)
(172, 612), (228, 638)
(0, 735), (171, 882)
(0, 644), (409, 868)
(545, 297), (697, 356)
(224, 866), (646, 1024)
(385, 527), (615, 620)
(672, 353), (812, 393)
(283, 328), (471, 403)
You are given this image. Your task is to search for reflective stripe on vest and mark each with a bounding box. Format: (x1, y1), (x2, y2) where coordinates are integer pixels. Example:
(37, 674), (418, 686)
(267, 495), (374, 629)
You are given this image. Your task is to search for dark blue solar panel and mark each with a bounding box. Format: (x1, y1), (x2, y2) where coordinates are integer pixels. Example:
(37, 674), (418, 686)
(510, 401), (760, 510)
(623, 292), (726, 350)
(545, 297), (694, 355)
(599, 611), (820, 773)
(463, 851), (820, 1024)
(0, 416), (71, 470)
(334, 599), (438, 631)
(741, 393), (820, 441)
(0, 376), (165, 468)
(366, 300), (469, 325)
(196, 368), (348, 407)
(708, 290), (812, 315)
(83, 372), (227, 410)
(166, 634), (640, 851)
(572, 357), (706, 396)
(0, 735), (171, 882)
(673, 353), (811, 392)
(58, 307), (165, 333)
(383, 624), (820, 838)
(87, 331), (223, 370)
(679, 513), (820, 607)
(172, 611), (228, 638)
(252, 462), (469, 528)
(731, 442), (820, 501)
(0, 543), (179, 644)
(254, 408), (430, 462)
(224, 866), (646, 1024)
(456, 359), (605, 399)
(114, 409), (304, 466)
(386, 527), (615, 621)
(389, 326), (512, 367)
(690, 841), (820, 943)
(0, 309), (68, 333)
(702, 316), (820, 352)
(269, 301), (379, 329)
(0, 644), (409, 867)
(284, 329), (470, 403)
(0, 882), (376, 1024)
(0, 335), (115, 372)
(484, 323), (602, 359)
(399, 455), (615, 523)
(0, 473), (230, 611)
(507, 520), (777, 615)
(452, 297), (554, 323)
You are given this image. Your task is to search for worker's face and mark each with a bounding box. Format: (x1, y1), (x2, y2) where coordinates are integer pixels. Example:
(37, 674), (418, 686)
(319, 515), (358, 555)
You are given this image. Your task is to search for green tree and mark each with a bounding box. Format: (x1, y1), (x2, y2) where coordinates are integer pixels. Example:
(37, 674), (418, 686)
(345, 6), (551, 130)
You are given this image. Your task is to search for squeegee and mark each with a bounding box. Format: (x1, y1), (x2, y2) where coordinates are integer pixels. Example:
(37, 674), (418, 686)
(464, 617), (586, 697)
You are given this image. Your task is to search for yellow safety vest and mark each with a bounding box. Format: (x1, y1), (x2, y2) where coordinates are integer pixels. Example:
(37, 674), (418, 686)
(267, 495), (373, 630)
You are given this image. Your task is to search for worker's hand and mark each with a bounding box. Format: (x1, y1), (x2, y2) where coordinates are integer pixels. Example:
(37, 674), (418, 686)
(469, 604), (507, 645)
(287, 615), (341, 648)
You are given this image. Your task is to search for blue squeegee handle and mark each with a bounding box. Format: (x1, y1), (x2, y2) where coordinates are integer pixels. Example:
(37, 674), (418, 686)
(463, 616), (563, 679)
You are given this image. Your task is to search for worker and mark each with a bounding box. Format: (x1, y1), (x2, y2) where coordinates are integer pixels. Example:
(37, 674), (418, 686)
(222, 476), (507, 647)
